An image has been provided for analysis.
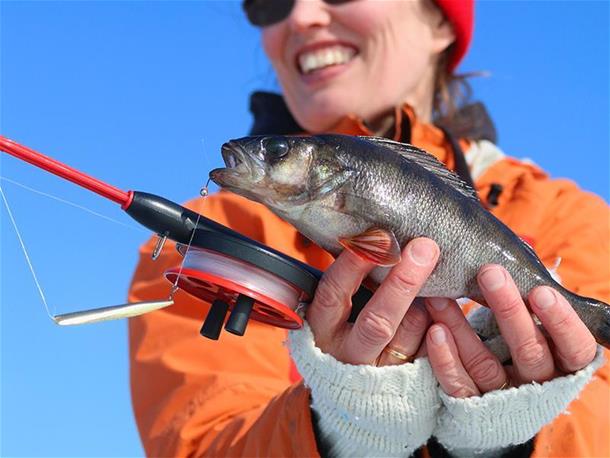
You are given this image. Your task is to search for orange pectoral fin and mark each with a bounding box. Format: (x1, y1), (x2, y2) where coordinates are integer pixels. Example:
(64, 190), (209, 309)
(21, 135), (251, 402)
(339, 227), (401, 266)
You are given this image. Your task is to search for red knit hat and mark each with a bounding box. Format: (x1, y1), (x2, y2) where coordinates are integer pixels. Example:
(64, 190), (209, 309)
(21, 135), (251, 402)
(435, 0), (474, 72)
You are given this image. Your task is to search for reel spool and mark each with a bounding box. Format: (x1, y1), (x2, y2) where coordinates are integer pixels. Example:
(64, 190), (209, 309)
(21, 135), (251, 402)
(165, 229), (319, 339)
(165, 229), (373, 340)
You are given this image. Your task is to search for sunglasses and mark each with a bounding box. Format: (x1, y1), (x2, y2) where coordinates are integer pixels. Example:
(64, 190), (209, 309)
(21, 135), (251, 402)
(243, 0), (355, 27)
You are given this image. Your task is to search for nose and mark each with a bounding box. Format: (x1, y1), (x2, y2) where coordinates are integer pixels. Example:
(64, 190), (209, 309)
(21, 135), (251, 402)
(287, 0), (332, 33)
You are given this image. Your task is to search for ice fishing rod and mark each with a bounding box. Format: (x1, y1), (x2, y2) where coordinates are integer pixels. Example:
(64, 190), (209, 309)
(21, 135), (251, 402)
(1, 136), (372, 339)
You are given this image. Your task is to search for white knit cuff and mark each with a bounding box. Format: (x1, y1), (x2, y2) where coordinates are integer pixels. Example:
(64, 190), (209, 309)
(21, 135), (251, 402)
(289, 322), (441, 457)
(434, 346), (606, 454)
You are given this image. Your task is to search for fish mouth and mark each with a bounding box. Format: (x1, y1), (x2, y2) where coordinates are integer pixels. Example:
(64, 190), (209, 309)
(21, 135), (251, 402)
(209, 140), (260, 191)
(221, 141), (245, 170)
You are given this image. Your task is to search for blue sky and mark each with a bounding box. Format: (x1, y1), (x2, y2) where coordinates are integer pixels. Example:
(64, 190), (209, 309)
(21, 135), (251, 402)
(1, 1), (608, 456)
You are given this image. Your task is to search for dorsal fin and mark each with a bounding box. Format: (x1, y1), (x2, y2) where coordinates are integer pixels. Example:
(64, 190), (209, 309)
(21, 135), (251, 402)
(361, 136), (479, 203)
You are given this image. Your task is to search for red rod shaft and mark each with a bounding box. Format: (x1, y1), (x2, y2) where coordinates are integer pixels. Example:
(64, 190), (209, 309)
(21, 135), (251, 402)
(0, 135), (131, 207)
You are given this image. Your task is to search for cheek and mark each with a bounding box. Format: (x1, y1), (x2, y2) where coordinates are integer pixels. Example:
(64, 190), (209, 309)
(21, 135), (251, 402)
(332, 3), (376, 34)
(270, 161), (308, 186)
(363, 3), (432, 60)
(261, 27), (284, 67)
(355, 3), (435, 93)
(270, 151), (312, 186)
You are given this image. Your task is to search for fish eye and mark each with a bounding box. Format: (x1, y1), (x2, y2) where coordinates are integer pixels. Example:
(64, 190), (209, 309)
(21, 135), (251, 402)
(264, 137), (289, 160)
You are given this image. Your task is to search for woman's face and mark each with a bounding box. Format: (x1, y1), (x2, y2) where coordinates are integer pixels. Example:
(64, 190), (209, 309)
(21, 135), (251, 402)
(261, 0), (455, 133)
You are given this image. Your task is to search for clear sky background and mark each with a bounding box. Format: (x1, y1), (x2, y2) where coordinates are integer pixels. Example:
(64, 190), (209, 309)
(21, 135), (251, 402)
(1, 1), (608, 456)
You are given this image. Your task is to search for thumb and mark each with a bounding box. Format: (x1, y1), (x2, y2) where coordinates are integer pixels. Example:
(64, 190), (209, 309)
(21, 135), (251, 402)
(307, 250), (374, 350)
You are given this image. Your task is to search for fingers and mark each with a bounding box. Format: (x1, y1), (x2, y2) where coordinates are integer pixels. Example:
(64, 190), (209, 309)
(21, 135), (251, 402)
(341, 238), (439, 364)
(425, 298), (506, 393)
(377, 299), (431, 366)
(478, 265), (555, 384)
(307, 250), (375, 350)
(427, 324), (481, 398)
(529, 286), (597, 373)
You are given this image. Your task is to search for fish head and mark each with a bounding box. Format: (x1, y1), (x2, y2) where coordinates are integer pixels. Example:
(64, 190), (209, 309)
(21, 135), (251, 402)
(210, 135), (351, 211)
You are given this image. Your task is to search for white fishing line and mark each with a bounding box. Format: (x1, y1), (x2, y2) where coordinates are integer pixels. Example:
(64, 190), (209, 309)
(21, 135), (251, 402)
(0, 175), (147, 234)
(1, 182), (174, 325)
(0, 185), (55, 319)
(170, 181), (209, 297)
(169, 137), (211, 298)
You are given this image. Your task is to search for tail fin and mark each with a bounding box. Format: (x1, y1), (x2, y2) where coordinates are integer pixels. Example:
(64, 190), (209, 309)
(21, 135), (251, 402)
(563, 290), (610, 348)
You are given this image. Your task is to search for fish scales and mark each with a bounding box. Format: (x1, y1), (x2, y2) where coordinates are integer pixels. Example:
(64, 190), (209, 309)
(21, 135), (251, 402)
(210, 134), (610, 347)
(332, 137), (533, 299)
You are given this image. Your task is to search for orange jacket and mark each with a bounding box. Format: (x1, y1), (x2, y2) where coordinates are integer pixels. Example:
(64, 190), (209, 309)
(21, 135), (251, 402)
(128, 104), (610, 457)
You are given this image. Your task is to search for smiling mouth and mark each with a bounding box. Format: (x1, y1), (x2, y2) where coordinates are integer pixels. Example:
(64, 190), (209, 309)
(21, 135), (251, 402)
(296, 44), (358, 75)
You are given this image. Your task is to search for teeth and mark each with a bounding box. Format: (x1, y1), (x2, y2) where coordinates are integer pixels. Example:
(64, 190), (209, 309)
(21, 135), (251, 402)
(298, 45), (356, 74)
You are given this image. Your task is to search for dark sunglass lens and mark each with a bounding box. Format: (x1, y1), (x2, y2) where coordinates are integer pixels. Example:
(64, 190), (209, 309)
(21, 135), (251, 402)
(243, 0), (295, 27)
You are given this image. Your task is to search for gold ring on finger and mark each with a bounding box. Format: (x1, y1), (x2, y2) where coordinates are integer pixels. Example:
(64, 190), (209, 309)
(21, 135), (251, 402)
(498, 379), (512, 390)
(383, 346), (414, 363)
(373, 354), (382, 367)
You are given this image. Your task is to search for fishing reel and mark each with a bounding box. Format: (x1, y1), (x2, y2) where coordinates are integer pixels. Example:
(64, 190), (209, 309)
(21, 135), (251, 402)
(168, 238), (373, 339)
(166, 231), (316, 338)
(130, 192), (373, 340)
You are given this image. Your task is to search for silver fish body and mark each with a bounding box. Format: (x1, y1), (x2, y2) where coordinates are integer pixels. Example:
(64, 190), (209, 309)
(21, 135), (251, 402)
(210, 134), (610, 347)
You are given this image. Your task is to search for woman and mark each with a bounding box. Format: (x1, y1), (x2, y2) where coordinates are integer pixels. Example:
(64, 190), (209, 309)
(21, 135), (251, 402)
(128, 1), (610, 456)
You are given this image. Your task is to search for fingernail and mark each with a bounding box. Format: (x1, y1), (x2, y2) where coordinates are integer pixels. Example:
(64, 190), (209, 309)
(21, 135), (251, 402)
(408, 239), (437, 266)
(430, 326), (446, 345)
(427, 297), (449, 311)
(533, 287), (555, 310)
(479, 267), (505, 292)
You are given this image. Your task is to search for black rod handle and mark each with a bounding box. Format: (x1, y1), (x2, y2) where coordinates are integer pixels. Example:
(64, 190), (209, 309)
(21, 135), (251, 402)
(124, 191), (224, 244)
(124, 191), (303, 252)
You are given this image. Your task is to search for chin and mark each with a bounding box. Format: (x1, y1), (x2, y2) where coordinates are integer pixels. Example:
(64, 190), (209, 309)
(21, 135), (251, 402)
(298, 118), (337, 134)
(291, 98), (356, 133)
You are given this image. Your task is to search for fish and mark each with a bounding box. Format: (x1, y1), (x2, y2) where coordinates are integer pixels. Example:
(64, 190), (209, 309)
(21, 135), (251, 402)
(209, 134), (610, 348)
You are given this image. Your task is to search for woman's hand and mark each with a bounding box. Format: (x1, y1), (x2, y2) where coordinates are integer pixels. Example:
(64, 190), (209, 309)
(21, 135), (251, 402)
(425, 264), (598, 397)
(307, 237), (439, 366)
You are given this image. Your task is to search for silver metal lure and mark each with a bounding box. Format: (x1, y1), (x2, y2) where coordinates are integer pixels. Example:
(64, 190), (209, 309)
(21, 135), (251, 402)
(53, 300), (173, 326)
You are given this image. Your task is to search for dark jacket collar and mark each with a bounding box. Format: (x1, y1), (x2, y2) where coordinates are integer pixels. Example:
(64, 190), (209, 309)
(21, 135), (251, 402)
(248, 92), (303, 136)
(247, 91), (497, 144)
